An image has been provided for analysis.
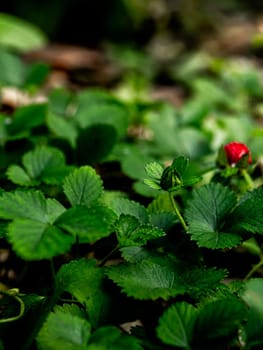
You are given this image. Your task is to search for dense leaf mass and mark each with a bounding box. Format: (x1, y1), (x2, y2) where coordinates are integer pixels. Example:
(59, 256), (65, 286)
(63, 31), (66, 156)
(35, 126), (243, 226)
(1, 6), (263, 349)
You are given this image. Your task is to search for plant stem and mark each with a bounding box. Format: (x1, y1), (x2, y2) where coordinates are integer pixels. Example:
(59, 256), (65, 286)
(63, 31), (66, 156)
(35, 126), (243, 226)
(0, 290), (25, 323)
(241, 169), (254, 190)
(98, 244), (119, 267)
(244, 257), (263, 281)
(60, 298), (80, 304)
(50, 258), (56, 287)
(169, 192), (188, 231)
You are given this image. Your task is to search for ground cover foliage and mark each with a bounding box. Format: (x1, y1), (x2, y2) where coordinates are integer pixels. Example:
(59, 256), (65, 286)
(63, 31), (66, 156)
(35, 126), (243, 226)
(1, 6), (263, 350)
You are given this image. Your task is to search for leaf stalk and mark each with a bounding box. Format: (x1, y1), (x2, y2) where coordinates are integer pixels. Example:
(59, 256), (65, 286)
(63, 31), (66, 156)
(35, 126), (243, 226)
(0, 290), (25, 323)
(169, 192), (188, 231)
(241, 169), (254, 190)
(98, 244), (120, 267)
(244, 256), (263, 281)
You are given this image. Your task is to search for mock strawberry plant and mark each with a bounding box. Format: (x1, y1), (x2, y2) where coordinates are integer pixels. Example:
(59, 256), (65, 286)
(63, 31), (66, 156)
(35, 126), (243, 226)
(0, 46), (263, 350)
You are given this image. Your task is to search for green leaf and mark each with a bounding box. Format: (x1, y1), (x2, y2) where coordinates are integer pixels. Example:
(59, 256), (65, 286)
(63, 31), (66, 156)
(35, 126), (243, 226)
(0, 190), (48, 222)
(26, 146), (71, 185)
(0, 221), (8, 238)
(46, 198), (67, 224)
(7, 103), (47, 135)
(63, 166), (103, 207)
(0, 114), (8, 145)
(194, 298), (248, 342)
(147, 192), (174, 213)
(0, 190), (65, 223)
(57, 259), (111, 327)
(119, 145), (154, 181)
(147, 104), (209, 159)
(171, 156), (189, 177)
(181, 267), (227, 299)
(0, 190), (68, 259)
(185, 183), (240, 248)
(144, 161), (163, 183)
(180, 96), (210, 124)
(7, 219), (74, 260)
(107, 258), (226, 301)
(7, 145), (72, 186)
(193, 77), (231, 107)
(243, 279), (263, 316)
(106, 260), (186, 300)
(101, 190), (128, 207)
(37, 305), (91, 350)
(23, 145), (65, 178)
(87, 326), (142, 350)
(133, 180), (159, 197)
(47, 112), (77, 148)
(76, 103), (128, 138)
(56, 205), (117, 243)
(53, 303), (87, 319)
(146, 104), (178, 153)
(115, 214), (165, 247)
(6, 164), (35, 186)
(143, 178), (162, 190)
(110, 197), (148, 223)
(76, 124), (117, 165)
(149, 212), (178, 232)
(229, 187), (263, 234)
(173, 127), (210, 159)
(120, 246), (153, 263)
(75, 89), (128, 136)
(76, 88), (117, 106)
(157, 302), (197, 348)
(24, 62), (50, 88)
(0, 48), (26, 86)
(175, 51), (211, 81)
(0, 13), (47, 52)
(48, 88), (75, 115)
(242, 279), (263, 348)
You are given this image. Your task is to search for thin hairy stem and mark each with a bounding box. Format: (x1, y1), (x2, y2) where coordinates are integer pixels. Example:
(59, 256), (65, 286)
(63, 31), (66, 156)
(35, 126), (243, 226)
(241, 169), (254, 190)
(169, 192), (188, 231)
(244, 257), (263, 281)
(0, 290), (25, 323)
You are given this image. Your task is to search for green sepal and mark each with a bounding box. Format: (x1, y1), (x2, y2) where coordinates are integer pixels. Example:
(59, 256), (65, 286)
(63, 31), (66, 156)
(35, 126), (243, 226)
(216, 145), (228, 168)
(160, 156), (201, 192)
(160, 165), (182, 191)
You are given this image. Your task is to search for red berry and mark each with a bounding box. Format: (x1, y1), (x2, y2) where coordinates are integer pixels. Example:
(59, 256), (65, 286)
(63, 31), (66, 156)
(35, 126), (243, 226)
(224, 142), (252, 166)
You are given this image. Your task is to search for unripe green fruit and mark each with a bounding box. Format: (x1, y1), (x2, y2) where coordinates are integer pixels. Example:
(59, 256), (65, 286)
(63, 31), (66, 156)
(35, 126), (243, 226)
(160, 166), (182, 191)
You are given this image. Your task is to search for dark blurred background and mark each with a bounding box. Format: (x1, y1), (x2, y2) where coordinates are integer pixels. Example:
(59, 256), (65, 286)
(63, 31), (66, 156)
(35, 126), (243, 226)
(0, 0), (154, 47)
(1, 0), (263, 48)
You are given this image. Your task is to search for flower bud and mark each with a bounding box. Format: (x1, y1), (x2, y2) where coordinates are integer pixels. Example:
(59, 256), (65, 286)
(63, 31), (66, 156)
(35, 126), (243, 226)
(160, 166), (182, 191)
(224, 142), (252, 166)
